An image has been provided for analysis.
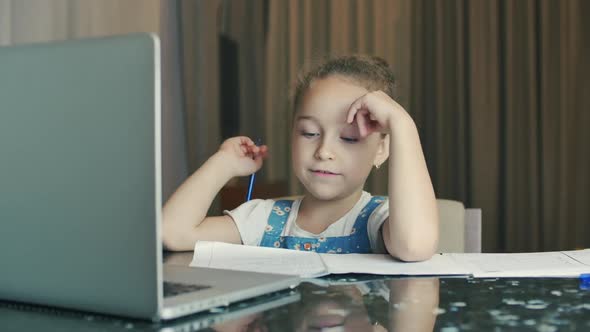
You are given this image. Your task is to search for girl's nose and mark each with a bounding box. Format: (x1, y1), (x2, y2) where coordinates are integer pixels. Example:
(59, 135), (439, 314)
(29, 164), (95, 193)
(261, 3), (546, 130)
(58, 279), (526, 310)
(314, 142), (335, 160)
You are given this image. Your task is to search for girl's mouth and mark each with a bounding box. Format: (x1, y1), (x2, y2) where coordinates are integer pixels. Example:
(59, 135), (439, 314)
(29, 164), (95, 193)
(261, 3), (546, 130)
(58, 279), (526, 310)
(310, 169), (340, 176)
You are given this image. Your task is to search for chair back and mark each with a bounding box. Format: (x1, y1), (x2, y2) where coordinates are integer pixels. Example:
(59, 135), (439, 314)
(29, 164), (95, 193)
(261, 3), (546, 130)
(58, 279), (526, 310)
(437, 199), (482, 253)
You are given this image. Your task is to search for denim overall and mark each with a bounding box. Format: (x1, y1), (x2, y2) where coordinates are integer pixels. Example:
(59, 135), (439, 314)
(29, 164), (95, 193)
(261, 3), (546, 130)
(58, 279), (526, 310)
(259, 196), (386, 254)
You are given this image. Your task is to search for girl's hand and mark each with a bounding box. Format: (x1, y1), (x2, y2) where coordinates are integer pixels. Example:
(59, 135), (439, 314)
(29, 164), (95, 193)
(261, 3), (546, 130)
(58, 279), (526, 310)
(345, 90), (409, 138)
(217, 136), (268, 177)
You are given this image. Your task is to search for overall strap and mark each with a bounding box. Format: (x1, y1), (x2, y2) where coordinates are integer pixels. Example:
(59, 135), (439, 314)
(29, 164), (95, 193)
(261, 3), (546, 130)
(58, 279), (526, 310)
(259, 200), (294, 248)
(282, 195), (388, 254)
(351, 195), (387, 230)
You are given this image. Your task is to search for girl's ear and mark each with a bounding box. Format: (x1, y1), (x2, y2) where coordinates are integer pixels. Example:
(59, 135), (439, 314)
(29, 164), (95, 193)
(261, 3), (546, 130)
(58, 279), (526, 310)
(373, 134), (390, 167)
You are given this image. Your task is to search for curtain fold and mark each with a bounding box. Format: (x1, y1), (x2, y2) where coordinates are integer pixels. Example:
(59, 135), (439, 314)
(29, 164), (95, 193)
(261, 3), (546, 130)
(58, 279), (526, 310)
(465, 0), (502, 251)
(407, 0), (589, 252)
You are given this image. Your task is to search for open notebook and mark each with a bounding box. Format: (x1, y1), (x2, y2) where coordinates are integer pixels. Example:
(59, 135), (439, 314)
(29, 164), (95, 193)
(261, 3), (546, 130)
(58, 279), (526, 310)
(190, 241), (590, 278)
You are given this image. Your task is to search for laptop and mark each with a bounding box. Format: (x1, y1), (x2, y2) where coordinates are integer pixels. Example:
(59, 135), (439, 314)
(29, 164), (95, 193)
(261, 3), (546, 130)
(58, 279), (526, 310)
(0, 33), (299, 321)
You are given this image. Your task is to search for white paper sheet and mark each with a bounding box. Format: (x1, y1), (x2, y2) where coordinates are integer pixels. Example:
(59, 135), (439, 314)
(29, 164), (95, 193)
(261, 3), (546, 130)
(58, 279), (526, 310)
(190, 241), (329, 278)
(190, 241), (470, 278)
(562, 249), (590, 267)
(449, 251), (590, 278)
(189, 241), (590, 278)
(320, 253), (471, 276)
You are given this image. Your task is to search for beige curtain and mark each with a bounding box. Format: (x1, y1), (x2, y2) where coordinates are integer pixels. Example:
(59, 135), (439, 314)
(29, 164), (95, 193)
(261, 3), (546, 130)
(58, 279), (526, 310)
(0, 0), (189, 203)
(180, 0), (590, 252)
(178, 0), (221, 173)
(0, 0), (159, 44)
(263, 0), (408, 196)
(406, 0), (589, 252)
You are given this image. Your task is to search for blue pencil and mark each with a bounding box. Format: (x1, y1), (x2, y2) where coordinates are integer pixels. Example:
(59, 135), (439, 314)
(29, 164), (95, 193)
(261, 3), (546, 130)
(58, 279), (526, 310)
(246, 172), (256, 201)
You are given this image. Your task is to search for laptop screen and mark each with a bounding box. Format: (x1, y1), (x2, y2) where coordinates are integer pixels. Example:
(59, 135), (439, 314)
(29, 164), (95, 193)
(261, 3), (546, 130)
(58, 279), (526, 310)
(0, 33), (162, 318)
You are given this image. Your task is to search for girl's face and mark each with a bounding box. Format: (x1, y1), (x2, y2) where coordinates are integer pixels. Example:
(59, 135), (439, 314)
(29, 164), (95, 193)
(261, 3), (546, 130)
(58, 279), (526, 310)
(291, 75), (388, 201)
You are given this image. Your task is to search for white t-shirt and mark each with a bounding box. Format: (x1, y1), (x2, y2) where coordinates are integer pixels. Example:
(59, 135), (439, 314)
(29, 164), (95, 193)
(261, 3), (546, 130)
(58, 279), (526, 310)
(224, 191), (390, 253)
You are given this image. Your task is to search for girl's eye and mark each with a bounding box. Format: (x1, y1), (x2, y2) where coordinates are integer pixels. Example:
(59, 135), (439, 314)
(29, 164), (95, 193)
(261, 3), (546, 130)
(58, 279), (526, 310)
(341, 137), (359, 143)
(301, 131), (319, 138)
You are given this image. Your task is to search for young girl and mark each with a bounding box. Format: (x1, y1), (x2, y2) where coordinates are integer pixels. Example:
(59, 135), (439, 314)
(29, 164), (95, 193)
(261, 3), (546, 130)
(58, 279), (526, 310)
(163, 55), (439, 261)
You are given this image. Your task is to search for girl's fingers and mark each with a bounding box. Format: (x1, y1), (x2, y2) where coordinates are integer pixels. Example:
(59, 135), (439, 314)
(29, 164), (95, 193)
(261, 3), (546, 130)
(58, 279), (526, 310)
(347, 99), (365, 124)
(239, 136), (252, 146)
(245, 144), (268, 159)
(252, 147), (268, 170)
(257, 146), (268, 159)
(356, 110), (368, 137)
(240, 143), (251, 156)
(346, 108), (357, 124)
(348, 96), (379, 135)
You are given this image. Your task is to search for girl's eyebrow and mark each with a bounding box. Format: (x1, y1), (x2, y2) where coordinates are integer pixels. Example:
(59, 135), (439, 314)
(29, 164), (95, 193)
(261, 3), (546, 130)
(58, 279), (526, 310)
(295, 115), (316, 121)
(296, 115), (356, 130)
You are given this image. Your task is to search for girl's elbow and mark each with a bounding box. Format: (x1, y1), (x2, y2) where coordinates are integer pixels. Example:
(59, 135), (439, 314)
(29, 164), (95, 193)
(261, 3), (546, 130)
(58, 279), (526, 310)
(162, 231), (179, 251)
(387, 235), (438, 262)
(391, 248), (436, 262)
(162, 224), (188, 252)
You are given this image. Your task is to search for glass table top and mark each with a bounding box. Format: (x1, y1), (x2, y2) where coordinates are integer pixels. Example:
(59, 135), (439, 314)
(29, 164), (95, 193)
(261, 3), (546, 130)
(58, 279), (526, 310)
(1, 252), (589, 331)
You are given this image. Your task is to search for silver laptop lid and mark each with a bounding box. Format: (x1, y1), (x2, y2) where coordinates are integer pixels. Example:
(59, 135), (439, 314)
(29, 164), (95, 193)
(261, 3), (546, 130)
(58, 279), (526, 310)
(0, 33), (163, 318)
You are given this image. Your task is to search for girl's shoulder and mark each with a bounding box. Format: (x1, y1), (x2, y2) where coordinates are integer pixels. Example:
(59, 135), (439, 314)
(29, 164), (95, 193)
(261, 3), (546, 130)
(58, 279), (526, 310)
(227, 198), (277, 213)
(361, 191), (388, 205)
(273, 195), (303, 202)
(227, 196), (302, 215)
(358, 191), (389, 219)
(363, 190), (387, 199)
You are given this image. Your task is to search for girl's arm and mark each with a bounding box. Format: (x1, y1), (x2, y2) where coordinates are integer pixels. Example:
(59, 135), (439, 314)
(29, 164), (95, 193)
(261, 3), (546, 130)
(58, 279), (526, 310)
(382, 113), (439, 261)
(347, 91), (439, 261)
(162, 137), (267, 251)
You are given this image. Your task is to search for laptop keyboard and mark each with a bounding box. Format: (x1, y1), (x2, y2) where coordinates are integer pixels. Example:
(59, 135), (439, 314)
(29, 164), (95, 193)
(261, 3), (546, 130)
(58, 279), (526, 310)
(163, 282), (210, 298)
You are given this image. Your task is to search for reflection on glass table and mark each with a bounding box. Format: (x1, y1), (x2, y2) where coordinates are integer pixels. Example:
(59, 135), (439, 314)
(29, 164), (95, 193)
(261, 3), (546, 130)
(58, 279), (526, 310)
(0, 288), (300, 332)
(1, 251), (589, 331)
(282, 277), (439, 332)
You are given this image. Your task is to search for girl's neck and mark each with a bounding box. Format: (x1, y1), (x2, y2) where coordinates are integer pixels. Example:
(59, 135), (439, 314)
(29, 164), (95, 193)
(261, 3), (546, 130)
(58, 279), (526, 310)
(297, 190), (363, 233)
